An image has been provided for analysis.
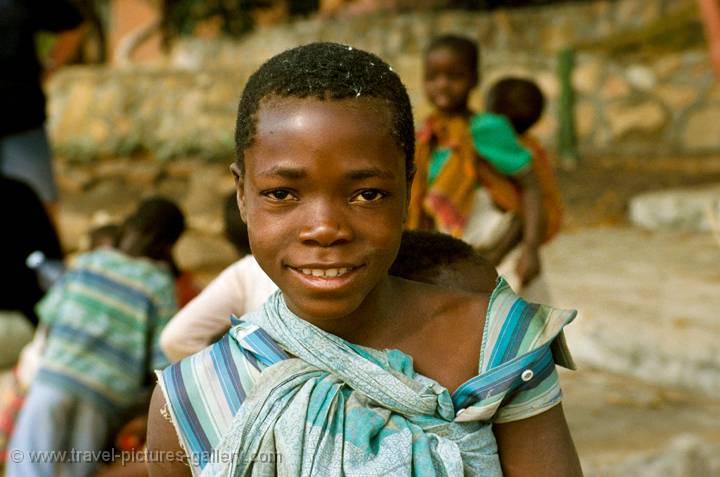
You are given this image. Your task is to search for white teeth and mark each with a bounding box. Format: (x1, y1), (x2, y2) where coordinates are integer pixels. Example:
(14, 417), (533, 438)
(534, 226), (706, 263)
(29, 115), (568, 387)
(298, 267), (352, 278)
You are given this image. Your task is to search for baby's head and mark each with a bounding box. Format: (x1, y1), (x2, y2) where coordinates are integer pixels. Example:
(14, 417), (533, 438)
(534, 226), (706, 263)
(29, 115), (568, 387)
(486, 77), (545, 135)
(423, 34), (479, 115)
(119, 196), (186, 265)
(231, 43), (416, 322)
(390, 230), (497, 293)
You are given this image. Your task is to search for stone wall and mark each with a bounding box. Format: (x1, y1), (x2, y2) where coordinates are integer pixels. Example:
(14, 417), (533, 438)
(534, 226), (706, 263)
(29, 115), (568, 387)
(169, 0), (687, 66)
(49, 0), (714, 160)
(56, 156), (240, 281)
(573, 51), (720, 157)
(48, 68), (246, 161)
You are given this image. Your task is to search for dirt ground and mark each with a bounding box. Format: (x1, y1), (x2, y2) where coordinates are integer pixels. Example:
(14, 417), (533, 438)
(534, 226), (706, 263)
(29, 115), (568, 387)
(557, 155), (720, 229)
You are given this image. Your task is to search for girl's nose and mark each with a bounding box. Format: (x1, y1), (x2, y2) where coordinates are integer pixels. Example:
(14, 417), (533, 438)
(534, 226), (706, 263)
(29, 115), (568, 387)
(298, 202), (352, 247)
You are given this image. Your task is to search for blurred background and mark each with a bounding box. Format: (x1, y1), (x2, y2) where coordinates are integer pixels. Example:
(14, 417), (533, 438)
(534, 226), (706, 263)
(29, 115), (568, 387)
(4, 0), (720, 475)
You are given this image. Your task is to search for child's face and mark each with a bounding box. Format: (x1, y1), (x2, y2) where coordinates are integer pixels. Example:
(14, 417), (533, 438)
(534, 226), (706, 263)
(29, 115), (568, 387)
(236, 97), (408, 323)
(423, 47), (477, 115)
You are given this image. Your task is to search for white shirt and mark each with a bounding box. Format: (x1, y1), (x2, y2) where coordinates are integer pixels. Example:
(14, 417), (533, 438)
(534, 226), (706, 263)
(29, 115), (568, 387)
(160, 255), (277, 362)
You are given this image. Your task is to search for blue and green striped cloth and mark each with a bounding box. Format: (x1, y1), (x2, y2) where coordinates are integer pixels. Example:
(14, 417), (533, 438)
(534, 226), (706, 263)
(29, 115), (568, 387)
(159, 278), (576, 476)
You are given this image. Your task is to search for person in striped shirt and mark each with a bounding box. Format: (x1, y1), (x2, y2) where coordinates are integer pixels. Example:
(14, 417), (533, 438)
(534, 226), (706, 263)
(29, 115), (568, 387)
(7, 197), (185, 477)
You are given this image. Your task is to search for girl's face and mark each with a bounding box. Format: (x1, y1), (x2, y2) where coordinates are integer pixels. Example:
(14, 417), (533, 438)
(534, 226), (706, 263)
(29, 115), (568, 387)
(423, 47), (477, 115)
(235, 97), (408, 325)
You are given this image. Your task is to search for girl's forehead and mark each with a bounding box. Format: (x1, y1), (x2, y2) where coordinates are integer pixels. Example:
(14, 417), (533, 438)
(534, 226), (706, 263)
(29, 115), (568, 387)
(258, 95), (393, 120)
(247, 97), (403, 168)
(251, 97), (396, 148)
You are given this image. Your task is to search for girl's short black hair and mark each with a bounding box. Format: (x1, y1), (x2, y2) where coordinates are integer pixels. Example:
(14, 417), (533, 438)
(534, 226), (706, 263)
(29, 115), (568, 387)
(425, 34), (479, 79)
(234, 42), (415, 184)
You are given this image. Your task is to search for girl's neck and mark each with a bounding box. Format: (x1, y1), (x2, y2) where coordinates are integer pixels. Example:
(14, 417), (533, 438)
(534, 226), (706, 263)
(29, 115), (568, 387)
(300, 276), (402, 347)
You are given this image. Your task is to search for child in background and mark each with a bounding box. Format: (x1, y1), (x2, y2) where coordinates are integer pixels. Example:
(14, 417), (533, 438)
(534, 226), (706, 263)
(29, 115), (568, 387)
(7, 197), (184, 477)
(148, 42), (581, 476)
(483, 77), (563, 300)
(408, 34), (545, 293)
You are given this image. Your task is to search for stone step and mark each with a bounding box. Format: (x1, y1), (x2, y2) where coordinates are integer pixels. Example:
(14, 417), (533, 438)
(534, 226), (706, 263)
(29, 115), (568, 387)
(541, 226), (720, 396)
(629, 183), (720, 232)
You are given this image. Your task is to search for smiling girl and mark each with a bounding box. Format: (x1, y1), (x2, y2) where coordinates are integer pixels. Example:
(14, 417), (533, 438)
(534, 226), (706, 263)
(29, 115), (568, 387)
(147, 43), (582, 477)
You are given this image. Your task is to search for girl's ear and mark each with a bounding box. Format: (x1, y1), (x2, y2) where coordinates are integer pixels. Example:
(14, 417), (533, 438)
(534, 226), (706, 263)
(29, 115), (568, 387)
(230, 163), (248, 223)
(403, 176), (414, 224)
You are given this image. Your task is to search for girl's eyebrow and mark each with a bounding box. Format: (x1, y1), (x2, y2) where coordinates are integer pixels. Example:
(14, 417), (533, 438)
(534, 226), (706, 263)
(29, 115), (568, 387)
(257, 166), (395, 180)
(257, 166), (306, 179)
(346, 168), (396, 180)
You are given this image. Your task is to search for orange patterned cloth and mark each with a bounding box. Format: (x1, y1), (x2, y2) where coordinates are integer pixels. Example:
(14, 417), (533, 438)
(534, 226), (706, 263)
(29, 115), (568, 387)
(408, 114), (480, 236)
(408, 113), (562, 243)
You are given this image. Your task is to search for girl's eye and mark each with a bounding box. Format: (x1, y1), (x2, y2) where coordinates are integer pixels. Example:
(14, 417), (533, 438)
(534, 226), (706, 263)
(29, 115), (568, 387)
(263, 189), (296, 201)
(352, 189), (386, 203)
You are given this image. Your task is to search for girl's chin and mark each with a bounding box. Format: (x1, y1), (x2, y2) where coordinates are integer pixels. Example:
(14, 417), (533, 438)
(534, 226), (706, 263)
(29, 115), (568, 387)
(284, 294), (365, 325)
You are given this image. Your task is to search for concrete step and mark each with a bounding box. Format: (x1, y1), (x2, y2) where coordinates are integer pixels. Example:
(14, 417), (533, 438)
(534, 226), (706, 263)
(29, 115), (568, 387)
(542, 226), (720, 396)
(629, 183), (720, 232)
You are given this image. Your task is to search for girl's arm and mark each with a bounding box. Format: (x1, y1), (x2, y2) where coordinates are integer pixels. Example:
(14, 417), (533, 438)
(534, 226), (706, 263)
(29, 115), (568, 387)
(146, 385), (192, 477)
(494, 403), (583, 477)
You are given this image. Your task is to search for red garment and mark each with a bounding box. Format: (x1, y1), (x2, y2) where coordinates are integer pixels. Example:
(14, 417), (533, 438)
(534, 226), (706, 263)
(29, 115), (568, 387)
(175, 271), (201, 308)
(0, 369), (27, 463)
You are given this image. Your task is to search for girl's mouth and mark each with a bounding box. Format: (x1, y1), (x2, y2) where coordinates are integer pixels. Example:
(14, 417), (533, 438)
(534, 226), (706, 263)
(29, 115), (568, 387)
(296, 267), (355, 278)
(287, 264), (364, 290)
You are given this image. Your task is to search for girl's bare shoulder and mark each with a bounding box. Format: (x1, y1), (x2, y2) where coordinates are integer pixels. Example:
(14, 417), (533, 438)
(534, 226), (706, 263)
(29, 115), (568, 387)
(389, 278), (489, 391)
(394, 276), (489, 326)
